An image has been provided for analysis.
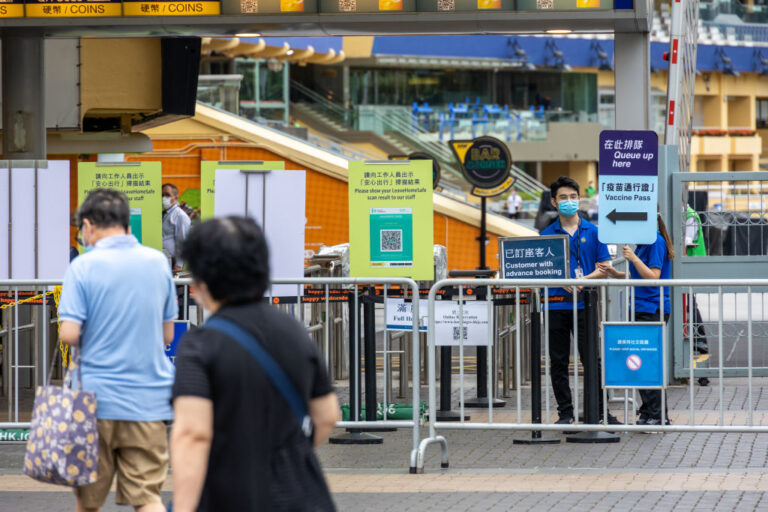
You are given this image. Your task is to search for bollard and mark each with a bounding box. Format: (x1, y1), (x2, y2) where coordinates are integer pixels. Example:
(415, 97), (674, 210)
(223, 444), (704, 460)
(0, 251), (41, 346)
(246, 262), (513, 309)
(515, 292), (560, 444)
(437, 346), (469, 421)
(330, 289), (382, 444)
(567, 288), (620, 444)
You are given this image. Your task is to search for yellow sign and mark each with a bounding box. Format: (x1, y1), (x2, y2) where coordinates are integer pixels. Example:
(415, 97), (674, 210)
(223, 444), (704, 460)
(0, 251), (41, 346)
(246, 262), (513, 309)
(123, 0), (220, 15)
(577, 0), (600, 6)
(0, 1), (24, 17)
(477, 0), (500, 8)
(378, 0), (402, 9)
(349, 160), (434, 280)
(26, 1), (120, 17)
(280, 0), (305, 11)
(450, 141), (473, 163)
(200, 161), (285, 220)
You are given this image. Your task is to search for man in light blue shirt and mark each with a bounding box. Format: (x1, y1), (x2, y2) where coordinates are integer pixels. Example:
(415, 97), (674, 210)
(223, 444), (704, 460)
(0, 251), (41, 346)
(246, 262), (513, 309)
(59, 188), (176, 512)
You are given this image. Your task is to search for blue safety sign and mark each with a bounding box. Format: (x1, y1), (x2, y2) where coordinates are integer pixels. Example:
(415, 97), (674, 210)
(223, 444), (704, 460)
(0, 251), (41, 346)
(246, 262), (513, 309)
(498, 236), (569, 279)
(603, 323), (664, 388)
(165, 321), (189, 365)
(598, 130), (658, 245)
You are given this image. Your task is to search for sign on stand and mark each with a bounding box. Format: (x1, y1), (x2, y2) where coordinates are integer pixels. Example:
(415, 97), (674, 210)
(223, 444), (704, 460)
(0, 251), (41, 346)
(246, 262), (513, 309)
(499, 235), (569, 280)
(348, 160), (434, 280)
(597, 130), (659, 245)
(164, 321), (190, 364)
(603, 322), (665, 388)
(200, 160), (284, 220)
(385, 297), (490, 346)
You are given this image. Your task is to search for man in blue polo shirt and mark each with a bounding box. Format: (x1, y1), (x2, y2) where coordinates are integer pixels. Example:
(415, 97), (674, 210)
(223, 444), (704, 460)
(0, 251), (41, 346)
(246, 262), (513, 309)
(59, 189), (176, 512)
(540, 176), (617, 425)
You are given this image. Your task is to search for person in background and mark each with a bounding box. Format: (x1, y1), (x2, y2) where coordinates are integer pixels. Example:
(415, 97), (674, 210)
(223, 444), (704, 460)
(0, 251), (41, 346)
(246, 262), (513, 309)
(598, 214), (674, 426)
(685, 203), (710, 386)
(585, 180), (596, 198)
(171, 217), (339, 512)
(59, 189), (177, 512)
(540, 176), (619, 426)
(506, 188), (523, 219)
(162, 183), (191, 272)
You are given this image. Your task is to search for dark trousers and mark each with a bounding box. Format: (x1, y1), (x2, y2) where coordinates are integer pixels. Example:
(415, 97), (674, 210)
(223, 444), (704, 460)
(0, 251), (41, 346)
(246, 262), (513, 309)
(548, 309), (604, 418)
(635, 311), (669, 420)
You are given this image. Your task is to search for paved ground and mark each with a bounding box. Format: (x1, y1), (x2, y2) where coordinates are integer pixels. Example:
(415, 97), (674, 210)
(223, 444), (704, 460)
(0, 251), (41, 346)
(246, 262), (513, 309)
(1, 379), (768, 511)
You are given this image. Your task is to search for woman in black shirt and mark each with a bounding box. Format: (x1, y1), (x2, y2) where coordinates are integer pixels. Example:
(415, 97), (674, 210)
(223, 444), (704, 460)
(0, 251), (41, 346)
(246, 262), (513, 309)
(170, 216), (339, 512)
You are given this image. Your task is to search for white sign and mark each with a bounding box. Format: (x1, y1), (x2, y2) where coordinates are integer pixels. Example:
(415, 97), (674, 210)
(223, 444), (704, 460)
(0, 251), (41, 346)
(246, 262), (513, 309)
(385, 298), (490, 346)
(214, 169), (306, 297)
(385, 298), (427, 331)
(0, 161), (70, 280)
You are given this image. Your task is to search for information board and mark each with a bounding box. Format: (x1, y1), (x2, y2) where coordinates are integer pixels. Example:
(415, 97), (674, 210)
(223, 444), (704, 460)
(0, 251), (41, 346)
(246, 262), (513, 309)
(25, 0), (121, 17)
(0, 0), (24, 17)
(78, 161), (163, 251)
(123, 0), (220, 15)
(603, 322), (664, 388)
(348, 160), (433, 280)
(598, 130), (659, 245)
(434, 300), (490, 346)
(499, 235), (569, 280)
(200, 160), (284, 220)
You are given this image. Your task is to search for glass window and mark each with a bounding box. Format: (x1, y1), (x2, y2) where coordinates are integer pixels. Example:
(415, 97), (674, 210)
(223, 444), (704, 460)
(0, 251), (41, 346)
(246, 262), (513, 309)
(756, 98), (768, 128)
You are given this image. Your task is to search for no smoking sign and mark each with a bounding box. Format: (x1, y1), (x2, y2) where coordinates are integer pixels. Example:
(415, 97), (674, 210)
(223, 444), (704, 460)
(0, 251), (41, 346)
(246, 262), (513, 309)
(626, 354), (642, 371)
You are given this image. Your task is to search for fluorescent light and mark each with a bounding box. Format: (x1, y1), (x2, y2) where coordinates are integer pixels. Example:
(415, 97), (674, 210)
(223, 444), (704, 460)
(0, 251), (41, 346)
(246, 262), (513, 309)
(286, 49), (295, 56)
(546, 29), (572, 34)
(235, 32), (261, 37)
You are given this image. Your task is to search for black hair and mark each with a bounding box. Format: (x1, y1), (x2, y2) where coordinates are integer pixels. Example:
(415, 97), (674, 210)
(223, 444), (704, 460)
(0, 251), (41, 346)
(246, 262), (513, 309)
(162, 183), (179, 197)
(549, 176), (580, 199)
(182, 216), (270, 304)
(77, 188), (130, 230)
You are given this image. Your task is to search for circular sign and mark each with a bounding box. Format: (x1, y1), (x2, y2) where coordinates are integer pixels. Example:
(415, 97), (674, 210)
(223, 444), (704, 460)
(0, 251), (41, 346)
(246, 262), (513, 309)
(458, 136), (511, 190)
(626, 354), (642, 371)
(408, 152), (441, 189)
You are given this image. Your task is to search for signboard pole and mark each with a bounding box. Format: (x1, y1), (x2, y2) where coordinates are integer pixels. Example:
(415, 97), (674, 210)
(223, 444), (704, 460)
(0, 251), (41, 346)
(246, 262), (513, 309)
(567, 289), (620, 444)
(514, 290), (560, 444)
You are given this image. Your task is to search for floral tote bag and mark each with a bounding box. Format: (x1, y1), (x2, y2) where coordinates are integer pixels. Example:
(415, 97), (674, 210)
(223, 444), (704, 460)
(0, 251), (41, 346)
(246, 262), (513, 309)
(24, 348), (98, 487)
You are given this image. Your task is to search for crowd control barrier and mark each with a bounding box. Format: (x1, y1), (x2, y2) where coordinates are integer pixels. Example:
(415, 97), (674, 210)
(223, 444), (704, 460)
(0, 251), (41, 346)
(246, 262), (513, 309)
(0, 277), (425, 472)
(416, 277), (768, 473)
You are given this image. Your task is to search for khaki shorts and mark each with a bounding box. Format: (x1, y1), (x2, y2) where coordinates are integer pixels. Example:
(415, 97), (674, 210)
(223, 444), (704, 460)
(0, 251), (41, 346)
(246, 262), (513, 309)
(75, 419), (169, 508)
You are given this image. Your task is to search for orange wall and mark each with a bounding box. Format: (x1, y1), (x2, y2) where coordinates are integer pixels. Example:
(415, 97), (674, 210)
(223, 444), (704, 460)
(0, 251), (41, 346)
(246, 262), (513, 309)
(62, 138), (499, 273)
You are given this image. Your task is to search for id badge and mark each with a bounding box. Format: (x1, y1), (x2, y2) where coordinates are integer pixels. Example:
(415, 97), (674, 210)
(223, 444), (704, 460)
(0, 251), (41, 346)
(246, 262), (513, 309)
(574, 267), (585, 279)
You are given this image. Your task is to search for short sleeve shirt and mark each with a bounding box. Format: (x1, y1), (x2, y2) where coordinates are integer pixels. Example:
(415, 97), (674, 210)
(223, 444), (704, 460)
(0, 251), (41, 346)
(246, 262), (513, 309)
(539, 217), (611, 310)
(57, 234), (177, 421)
(630, 232), (671, 315)
(172, 302), (333, 512)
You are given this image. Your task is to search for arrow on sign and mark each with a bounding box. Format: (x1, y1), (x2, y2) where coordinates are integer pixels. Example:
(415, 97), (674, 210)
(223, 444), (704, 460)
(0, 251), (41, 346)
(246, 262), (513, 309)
(606, 209), (648, 224)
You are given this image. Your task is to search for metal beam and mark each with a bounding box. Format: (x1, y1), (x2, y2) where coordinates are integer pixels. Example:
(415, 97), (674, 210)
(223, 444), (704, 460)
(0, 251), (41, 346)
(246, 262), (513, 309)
(2, 30), (45, 159)
(0, 10), (647, 37)
(613, 31), (651, 131)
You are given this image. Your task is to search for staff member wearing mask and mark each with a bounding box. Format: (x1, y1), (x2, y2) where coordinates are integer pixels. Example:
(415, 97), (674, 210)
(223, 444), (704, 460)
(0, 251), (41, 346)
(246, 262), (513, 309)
(162, 183), (191, 271)
(540, 176), (618, 426)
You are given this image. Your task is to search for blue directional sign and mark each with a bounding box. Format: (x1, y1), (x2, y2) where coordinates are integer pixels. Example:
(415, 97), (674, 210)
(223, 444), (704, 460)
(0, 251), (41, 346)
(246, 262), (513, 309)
(165, 321), (190, 365)
(598, 130), (659, 245)
(603, 323), (664, 388)
(499, 236), (569, 279)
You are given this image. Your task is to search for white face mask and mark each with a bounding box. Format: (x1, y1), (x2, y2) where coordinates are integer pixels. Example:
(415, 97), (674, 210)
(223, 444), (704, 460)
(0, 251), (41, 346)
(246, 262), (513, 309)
(162, 197), (173, 210)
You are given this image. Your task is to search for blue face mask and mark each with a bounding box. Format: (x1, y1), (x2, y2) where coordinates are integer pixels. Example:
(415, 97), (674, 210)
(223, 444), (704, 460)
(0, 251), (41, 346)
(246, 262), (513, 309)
(558, 199), (579, 217)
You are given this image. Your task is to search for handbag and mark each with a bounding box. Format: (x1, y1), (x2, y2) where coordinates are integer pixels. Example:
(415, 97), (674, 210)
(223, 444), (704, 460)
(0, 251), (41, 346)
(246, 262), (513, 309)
(24, 347), (99, 487)
(205, 316), (336, 512)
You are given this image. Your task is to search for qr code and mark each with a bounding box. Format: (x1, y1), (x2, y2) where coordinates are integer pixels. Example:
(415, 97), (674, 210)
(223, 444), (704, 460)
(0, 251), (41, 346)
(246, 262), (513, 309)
(452, 326), (468, 342)
(380, 230), (402, 252)
(537, 0), (553, 8)
(241, 0), (258, 12)
(437, 0), (454, 10)
(339, 0), (356, 11)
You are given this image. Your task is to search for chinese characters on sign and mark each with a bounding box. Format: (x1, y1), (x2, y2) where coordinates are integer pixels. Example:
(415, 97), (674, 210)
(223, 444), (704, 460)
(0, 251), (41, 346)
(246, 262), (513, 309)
(499, 236), (569, 280)
(597, 130), (659, 245)
(603, 323), (664, 388)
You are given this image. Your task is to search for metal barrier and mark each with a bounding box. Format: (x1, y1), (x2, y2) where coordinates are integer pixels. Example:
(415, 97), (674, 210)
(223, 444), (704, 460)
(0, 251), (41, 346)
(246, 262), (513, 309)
(0, 277), (424, 472)
(416, 278), (768, 473)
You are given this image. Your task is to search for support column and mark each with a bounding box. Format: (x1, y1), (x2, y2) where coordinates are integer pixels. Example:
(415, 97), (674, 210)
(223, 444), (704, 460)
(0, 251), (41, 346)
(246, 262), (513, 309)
(2, 30), (45, 159)
(614, 32), (651, 131)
